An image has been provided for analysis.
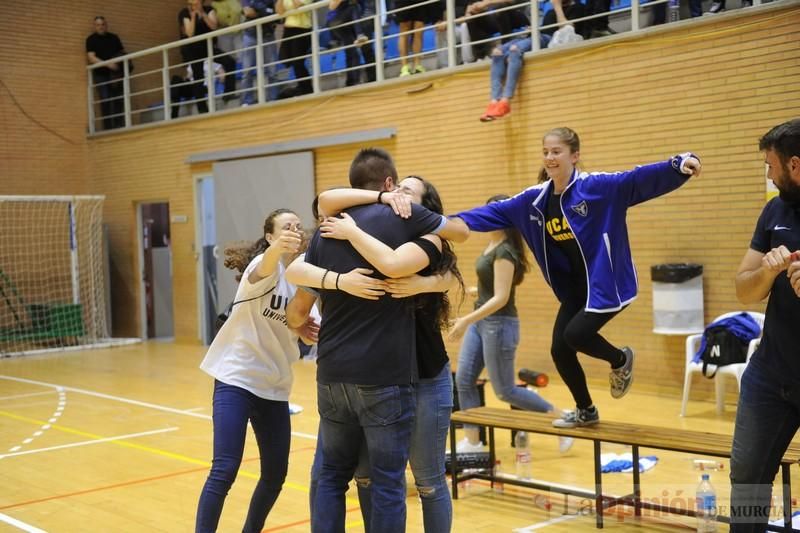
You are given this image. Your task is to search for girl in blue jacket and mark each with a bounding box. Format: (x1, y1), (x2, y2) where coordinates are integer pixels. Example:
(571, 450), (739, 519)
(453, 127), (701, 427)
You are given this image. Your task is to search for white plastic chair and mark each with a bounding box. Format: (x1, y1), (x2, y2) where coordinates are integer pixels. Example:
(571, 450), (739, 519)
(680, 311), (765, 416)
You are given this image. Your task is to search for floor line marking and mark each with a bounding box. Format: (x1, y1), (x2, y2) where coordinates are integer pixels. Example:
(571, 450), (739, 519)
(0, 375), (316, 440)
(0, 427), (179, 459)
(0, 391), (56, 401)
(0, 512), (47, 533)
(513, 513), (582, 531)
(0, 445), (333, 514)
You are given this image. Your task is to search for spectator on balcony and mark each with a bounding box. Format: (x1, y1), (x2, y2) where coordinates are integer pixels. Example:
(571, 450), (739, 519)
(327, 0), (368, 86)
(463, 0), (529, 60)
(396, 0), (428, 76)
(478, 0), (584, 121)
(276, 0), (314, 97)
(170, 60), (229, 118)
(212, 0), (244, 54)
(705, 0), (752, 14)
(434, 0), (475, 67)
(179, 0), (238, 112)
(356, 0), (378, 83)
(241, 0), (281, 104)
(585, 0), (614, 38)
(86, 16), (127, 130)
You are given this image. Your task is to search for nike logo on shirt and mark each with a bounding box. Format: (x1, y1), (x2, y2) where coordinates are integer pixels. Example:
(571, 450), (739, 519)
(773, 225), (791, 231)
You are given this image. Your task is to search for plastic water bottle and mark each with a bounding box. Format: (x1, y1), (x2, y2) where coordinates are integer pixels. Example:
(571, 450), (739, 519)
(515, 431), (532, 480)
(668, 0), (680, 22)
(696, 473), (717, 532)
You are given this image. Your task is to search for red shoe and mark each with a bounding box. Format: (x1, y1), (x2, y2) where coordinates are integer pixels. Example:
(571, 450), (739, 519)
(480, 102), (499, 122)
(494, 100), (511, 118)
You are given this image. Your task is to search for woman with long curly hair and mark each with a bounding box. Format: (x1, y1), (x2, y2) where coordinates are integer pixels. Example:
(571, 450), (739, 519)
(195, 208), (318, 533)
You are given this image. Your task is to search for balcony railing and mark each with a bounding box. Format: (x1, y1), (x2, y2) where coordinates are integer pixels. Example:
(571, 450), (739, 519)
(86, 0), (766, 135)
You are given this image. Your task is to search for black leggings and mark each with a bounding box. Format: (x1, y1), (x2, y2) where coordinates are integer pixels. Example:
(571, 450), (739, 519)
(551, 289), (625, 410)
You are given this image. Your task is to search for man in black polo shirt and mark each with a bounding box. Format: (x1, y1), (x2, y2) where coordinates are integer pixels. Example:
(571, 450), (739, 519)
(86, 16), (126, 130)
(730, 118), (800, 532)
(287, 148), (466, 533)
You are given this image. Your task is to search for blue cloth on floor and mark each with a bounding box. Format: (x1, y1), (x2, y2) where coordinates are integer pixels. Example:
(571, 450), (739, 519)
(600, 453), (658, 473)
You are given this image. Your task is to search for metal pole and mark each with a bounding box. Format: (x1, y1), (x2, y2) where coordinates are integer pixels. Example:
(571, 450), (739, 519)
(445, 0), (456, 67)
(531, 0), (541, 51)
(123, 59), (132, 128)
(206, 38), (216, 113)
(87, 69), (96, 135)
(374, 2), (385, 82)
(69, 201), (80, 305)
(256, 24), (266, 104)
(631, 0), (641, 32)
(311, 11), (321, 94)
(162, 49), (171, 122)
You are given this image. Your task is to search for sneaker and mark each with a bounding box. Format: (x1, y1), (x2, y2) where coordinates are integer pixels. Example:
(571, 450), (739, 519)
(553, 406), (600, 428)
(455, 437), (485, 453)
(480, 102), (499, 122)
(288, 403), (304, 414)
(400, 65), (412, 77)
(354, 34), (370, 45)
(610, 347), (634, 399)
(414, 64), (426, 74)
(493, 99), (511, 118)
(590, 27), (616, 38)
(704, 1), (725, 13)
(558, 436), (575, 453)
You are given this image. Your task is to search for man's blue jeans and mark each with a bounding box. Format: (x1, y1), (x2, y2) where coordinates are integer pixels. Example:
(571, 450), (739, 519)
(730, 357), (800, 531)
(312, 382), (415, 533)
(309, 430), (371, 530)
(457, 316), (553, 433)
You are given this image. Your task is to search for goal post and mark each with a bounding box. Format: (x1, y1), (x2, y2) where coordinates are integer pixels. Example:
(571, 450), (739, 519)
(0, 195), (128, 356)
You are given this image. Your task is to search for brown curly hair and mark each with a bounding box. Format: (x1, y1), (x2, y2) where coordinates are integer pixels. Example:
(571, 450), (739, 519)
(223, 208), (297, 281)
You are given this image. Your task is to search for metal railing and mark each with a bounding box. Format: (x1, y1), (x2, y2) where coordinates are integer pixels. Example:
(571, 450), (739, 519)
(86, 0), (764, 134)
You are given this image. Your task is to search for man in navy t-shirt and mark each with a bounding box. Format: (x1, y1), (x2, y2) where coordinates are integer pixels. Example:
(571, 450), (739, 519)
(288, 148), (466, 533)
(730, 118), (800, 531)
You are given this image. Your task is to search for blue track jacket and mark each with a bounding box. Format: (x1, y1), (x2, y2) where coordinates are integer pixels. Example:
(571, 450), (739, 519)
(455, 156), (695, 312)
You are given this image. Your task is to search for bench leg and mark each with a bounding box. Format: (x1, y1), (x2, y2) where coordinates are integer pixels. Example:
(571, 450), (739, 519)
(594, 439), (603, 528)
(632, 445), (642, 517)
(450, 422), (459, 500)
(781, 462), (791, 530)
(488, 426), (496, 490)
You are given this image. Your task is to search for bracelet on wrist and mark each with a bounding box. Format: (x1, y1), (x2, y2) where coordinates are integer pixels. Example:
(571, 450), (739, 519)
(321, 269), (330, 289)
(335, 272), (341, 290)
(377, 191), (385, 204)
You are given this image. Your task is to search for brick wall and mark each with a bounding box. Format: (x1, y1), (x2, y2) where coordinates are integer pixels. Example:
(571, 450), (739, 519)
(0, 1), (186, 195)
(6, 2), (800, 396)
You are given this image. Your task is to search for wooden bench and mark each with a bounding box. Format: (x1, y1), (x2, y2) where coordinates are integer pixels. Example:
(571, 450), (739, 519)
(449, 407), (800, 531)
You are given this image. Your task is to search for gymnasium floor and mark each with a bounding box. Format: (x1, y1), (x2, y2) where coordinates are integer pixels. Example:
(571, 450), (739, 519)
(1, 342), (796, 532)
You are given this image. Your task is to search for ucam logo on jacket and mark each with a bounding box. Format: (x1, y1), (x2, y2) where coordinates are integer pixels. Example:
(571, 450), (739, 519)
(455, 156), (696, 312)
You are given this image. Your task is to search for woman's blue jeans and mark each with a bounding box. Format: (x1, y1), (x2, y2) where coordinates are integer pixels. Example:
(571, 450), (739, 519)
(456, 316), (553, 433)
(195, 380), (290, 533)
(489, 37), (533, 100)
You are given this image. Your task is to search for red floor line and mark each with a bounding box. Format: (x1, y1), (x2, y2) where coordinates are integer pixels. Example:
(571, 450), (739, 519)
(262, 506), (362, 532)
(1, 446), (316, 511)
